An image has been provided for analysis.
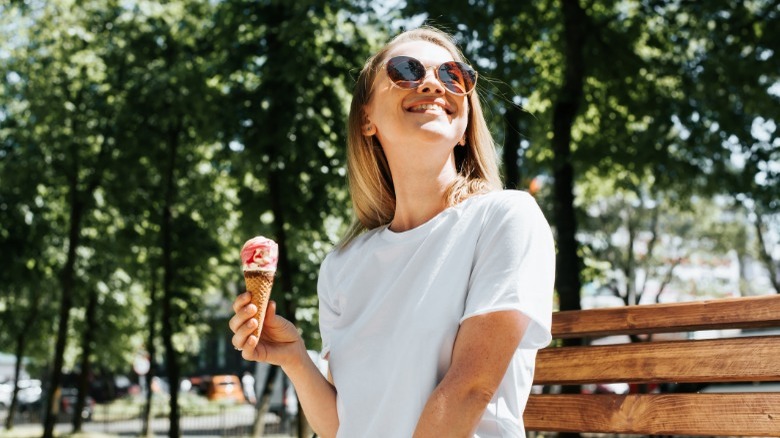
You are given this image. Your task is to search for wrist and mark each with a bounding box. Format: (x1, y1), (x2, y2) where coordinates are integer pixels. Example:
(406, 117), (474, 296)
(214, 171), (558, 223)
(281, 338), (311, 376)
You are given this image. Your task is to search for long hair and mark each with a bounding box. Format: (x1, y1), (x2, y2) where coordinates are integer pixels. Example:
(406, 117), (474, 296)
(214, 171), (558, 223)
(340, 26), (502, 246)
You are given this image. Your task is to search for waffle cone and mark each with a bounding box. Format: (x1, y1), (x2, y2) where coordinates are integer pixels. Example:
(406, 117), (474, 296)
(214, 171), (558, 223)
(243, 270), (275, 337)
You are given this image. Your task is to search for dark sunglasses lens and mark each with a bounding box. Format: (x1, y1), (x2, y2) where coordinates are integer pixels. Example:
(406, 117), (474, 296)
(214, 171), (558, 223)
(438, 62), (477, 95)
(386, 56), (425, 88)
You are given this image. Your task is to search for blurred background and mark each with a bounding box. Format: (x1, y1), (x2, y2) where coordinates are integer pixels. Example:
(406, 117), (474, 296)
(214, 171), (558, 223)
(0, 0), (777, 437)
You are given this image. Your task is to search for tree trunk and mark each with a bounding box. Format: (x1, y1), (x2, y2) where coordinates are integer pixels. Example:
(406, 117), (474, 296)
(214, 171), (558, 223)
(73, 290), (98, 432)
(253, 8), (310, 435)
(42, 192), (84, 438)
(251, 365), (280, 437)
(5, 305), (35, 430)
(552, 4), (588, 437)
(553, 0), (587, 315)
(502, 104), (522, 189)
(259, 14), (306, 419)
(42, 89), (109, 436)
(269, 170), (314, 437)
(161, 122), (182, 438)
(625, 208), (637, 306)
(142, 270), (159, 437)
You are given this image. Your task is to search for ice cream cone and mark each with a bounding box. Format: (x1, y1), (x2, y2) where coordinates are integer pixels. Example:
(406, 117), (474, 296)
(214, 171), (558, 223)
(243, 269), (274, 337)
(241, 236), (278, 338)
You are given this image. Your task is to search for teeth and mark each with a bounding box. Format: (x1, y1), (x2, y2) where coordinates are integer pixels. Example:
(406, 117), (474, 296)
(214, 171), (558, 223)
(411, 103), (444, 112)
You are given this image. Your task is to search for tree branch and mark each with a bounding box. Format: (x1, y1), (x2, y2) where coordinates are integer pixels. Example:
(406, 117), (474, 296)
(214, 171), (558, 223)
(655, 257), (683, 304)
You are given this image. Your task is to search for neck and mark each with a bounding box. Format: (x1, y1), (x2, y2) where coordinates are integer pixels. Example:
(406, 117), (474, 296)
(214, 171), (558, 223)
(388, 155), (458, 232)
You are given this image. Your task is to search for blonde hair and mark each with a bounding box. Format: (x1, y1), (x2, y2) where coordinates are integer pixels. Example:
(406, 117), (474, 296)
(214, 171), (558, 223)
(340, 26), (502, 246)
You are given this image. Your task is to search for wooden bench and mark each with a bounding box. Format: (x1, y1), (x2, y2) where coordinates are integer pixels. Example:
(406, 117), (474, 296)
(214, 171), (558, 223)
(523, 294), (780, 436)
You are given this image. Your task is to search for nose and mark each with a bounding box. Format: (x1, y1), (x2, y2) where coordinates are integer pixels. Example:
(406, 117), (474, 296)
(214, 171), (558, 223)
(417, 67), (445, 94)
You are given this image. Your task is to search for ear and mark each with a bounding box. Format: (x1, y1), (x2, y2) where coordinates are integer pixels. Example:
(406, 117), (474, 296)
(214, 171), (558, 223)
(363, 123), (377, 136)
(361, 108), (376, 136)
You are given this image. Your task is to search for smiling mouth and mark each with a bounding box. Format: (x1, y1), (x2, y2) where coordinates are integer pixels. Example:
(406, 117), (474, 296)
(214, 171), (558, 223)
(408, 103), (452, 114)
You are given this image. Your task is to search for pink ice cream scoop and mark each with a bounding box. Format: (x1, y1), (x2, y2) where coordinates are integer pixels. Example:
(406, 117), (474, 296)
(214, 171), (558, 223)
(241, 236), (279, 272)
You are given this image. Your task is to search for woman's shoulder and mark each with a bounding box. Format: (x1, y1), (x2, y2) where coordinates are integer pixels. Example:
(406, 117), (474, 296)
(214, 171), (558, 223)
(467, 189), (539, 213)
(465, 189), (550, 233)
(486, 188), (535, 202)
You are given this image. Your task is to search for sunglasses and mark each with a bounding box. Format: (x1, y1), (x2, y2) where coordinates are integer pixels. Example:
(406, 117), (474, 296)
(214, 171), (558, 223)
(385, 56), (478, 96)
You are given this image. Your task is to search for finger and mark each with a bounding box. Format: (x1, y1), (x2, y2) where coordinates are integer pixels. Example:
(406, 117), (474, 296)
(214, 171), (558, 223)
(242, 334), (260, 361)
(232, 292), (252, 313)
(231, 317), (259, 350)
(265, 300), (277, 324)
(228, 303), (257, 333)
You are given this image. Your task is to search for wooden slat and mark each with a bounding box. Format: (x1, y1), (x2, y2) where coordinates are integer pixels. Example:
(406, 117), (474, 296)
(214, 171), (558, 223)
(552, 294), (780, 339)
(524, 393), (780, 435)
(534, 336), (780, 384)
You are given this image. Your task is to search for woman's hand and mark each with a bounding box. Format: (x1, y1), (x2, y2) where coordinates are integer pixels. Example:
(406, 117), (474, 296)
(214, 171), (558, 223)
(229, 292), (304, 367)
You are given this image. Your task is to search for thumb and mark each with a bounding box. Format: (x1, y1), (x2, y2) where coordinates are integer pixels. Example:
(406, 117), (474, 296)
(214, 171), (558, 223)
(265, 300), (278, 326)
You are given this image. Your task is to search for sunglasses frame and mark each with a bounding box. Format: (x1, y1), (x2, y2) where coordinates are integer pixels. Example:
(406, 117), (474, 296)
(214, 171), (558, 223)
(384, 55), (478, 96)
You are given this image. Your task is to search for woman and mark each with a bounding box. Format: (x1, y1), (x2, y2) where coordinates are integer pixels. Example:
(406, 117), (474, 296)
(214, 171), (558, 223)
(229, 26), (555, 437)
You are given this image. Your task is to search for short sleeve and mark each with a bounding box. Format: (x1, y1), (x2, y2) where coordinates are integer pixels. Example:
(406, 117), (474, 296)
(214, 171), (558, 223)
(317, 253), (340, 359)
(461, 191), (555, 349)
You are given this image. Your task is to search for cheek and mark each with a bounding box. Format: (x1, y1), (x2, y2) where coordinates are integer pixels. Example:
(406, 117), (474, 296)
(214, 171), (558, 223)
(365, 99), (389, 128)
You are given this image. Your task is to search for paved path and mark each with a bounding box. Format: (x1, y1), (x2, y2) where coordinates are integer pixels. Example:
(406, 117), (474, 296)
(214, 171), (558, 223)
(0, 404), (293, 437)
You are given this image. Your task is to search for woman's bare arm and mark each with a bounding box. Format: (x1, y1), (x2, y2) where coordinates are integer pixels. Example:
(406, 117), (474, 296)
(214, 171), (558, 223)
(412, 310), (530, 437)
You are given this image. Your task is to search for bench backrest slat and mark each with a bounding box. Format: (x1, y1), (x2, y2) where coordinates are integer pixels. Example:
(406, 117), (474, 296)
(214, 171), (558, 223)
(535, 335), (780, 384)
(553, 294), (780, 338)
(525, 393), (780, 436)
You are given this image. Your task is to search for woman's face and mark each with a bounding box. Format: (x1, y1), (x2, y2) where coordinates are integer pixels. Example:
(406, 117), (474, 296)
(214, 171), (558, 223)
(364, 40), (470, 165)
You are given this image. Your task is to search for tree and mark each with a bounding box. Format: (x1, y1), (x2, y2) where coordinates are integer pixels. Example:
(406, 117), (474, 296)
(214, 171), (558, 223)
(3, 2), (235, 436)
(579, 177), (763, 309)
(0, 2), (127, 434)
(210, 0), (374, 434)
(0, 116), (57, 430)
(103, 2), (230, 436)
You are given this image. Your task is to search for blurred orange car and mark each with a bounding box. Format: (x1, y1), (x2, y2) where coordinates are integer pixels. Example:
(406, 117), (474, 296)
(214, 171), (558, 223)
(206, 375), (246, 403)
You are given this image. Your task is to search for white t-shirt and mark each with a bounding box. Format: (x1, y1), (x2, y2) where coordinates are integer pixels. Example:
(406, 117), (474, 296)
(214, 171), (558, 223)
(318, 190), (555, 437)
